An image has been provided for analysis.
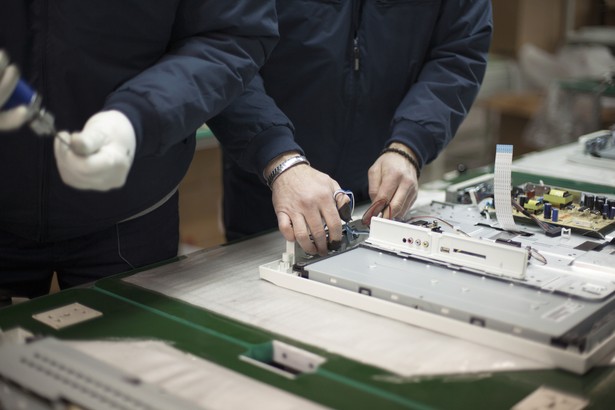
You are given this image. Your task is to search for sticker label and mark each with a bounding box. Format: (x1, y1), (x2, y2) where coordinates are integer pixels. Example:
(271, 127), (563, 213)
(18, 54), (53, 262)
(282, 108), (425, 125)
(542, 301), (584, 323)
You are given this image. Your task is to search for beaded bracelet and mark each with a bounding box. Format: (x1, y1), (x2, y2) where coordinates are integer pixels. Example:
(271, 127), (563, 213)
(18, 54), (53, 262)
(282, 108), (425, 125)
(379, 147), (421, 179)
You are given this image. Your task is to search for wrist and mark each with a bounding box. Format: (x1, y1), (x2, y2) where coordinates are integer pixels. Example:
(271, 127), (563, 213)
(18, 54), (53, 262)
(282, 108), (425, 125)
(387, 142), (417, 159)
(381, 143), (421, 179)
(264, 151), (302, 176)
(264, 152), (309, 189)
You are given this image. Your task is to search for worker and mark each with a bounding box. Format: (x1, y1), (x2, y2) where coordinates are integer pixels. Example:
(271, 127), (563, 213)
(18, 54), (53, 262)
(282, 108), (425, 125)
(0, 1), (278, 301)
(208, 0), (493, 256)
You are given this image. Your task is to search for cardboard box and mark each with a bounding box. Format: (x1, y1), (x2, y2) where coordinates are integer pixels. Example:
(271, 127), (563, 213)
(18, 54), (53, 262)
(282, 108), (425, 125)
(484, 89), (615, 158)
(491, 0), (566, 57)
(483, 91), (544, 156)
(178, 145), (225, 249)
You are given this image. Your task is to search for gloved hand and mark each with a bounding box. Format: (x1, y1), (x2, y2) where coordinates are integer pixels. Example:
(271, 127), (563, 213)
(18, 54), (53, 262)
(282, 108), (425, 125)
(54, 110), (136, 191)
(268, 153), (349, 256)
(367, 142), (419, 220)
(0, 50), (29, 131)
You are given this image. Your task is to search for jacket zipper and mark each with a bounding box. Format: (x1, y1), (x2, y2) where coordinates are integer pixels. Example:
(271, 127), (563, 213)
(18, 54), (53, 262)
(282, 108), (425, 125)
(334, 0), (365, 181)
(38, 0), (50, 241)
(353, 38), (360, 71)
(351, 0), (364, 72)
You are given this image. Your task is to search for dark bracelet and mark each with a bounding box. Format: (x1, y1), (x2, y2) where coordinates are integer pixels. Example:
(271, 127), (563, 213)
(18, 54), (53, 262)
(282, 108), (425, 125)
(379, 147), (421, 179)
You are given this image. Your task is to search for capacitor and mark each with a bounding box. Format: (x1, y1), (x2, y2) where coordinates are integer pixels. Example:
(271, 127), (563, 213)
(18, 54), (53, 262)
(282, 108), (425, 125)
(596, 196), (607, 210)
(518, 194), (528, 208)
(610, 206), (615, 220)
(584, 194), (595, 210)
(603, 203), (610, 217)
(551, 208), (559, 222)
(543, 202), (552, 219)
(597, 199), (605, 214)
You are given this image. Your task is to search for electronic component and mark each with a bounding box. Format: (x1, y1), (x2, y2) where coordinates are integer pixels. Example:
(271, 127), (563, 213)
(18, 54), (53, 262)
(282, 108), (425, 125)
(512, 183), (615, 237)
(364, 217), (528, 280)
(260, 197), (615, 374)
(449, 177), (615, 237)
(524, 198), (544, 214)
(544, 188), (573, 208)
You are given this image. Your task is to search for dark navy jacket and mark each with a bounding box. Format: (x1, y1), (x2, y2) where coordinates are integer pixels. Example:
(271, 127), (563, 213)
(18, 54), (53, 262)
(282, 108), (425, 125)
(0, 0), (278, 241)
(209, 0), (492, 237)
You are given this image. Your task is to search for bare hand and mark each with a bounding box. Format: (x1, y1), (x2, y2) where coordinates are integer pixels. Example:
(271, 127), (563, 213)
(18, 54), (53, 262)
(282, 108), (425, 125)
(270, 162), (348, 256)
(367, 143), (419, 221)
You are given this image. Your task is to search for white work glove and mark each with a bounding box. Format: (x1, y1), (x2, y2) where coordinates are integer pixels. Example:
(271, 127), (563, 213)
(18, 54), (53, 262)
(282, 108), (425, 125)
(0, 50), (29, 131)
(54, 110), (136, 191)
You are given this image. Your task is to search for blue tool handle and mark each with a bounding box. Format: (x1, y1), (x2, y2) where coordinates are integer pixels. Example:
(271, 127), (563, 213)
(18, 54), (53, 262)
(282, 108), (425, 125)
(2, 79), (35, 110)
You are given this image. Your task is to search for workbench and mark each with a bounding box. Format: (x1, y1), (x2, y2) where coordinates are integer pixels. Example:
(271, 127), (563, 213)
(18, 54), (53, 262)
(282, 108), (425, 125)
(2, 143), (615, 409)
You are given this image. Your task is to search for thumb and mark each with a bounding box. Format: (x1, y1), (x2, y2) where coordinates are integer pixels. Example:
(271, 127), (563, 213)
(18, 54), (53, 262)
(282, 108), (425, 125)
(0, 64), (20, 107)
(69, 110), (135, 158)
(69, 127), (106, 156)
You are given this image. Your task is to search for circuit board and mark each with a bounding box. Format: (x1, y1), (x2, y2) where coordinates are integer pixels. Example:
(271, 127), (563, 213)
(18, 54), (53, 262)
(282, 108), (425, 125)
(451, 179), (615, 237)
(511, 182), (615, 237)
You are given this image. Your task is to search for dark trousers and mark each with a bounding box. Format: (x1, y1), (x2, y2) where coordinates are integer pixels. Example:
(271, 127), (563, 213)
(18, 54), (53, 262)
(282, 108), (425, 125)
(0, 192), (179, 299)
(222, 155), (276, 242)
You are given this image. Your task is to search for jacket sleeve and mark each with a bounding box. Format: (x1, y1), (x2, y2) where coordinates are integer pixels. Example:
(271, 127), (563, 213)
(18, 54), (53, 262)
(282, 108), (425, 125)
(103, 0), (279, 158)
(207, 74), (301, 180)
(387, 0), (493, 168)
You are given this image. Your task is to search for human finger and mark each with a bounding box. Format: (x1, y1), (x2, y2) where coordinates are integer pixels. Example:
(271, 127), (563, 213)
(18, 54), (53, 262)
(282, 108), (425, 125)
(0, 64), (20, 107)
(0, 105), (29, 131)
(292, 214), (318, 256)
(361, 198), (388, 226)
(334, 189), (353, 222)
(276, 211), (295, 243)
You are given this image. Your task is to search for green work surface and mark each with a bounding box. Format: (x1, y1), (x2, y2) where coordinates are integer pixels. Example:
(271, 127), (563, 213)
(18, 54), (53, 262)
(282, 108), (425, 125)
(196, 125), (214, 140)
(511, 172), (615, 195)
(559, 78), (615, 97)
(1, 274), (614, 410)
(431, 166), (615, 196)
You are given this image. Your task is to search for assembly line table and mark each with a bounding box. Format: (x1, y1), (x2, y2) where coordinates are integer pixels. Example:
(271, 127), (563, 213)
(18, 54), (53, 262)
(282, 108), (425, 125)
(1, 208), (615, 409)
(3, 137), (615, 409)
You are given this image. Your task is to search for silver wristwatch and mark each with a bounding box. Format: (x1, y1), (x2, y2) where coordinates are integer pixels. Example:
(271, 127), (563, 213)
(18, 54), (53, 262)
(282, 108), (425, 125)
(265, 155), (310, 189)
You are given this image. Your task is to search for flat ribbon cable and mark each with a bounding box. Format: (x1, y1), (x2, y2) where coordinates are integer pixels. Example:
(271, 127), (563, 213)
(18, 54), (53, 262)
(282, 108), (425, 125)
(494, 144), (519, 231)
